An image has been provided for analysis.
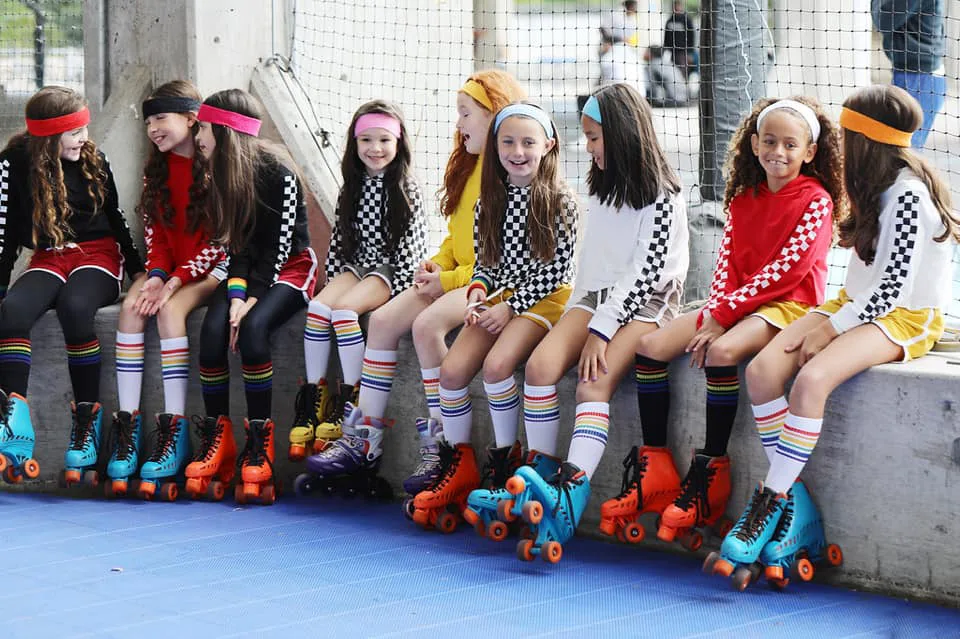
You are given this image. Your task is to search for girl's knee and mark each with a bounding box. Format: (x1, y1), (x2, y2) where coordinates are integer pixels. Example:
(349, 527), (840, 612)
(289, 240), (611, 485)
(156, 305), (188, 337)
(790, 366), (831, 406)
(575, 380), (613, 404)
(482, 352), (516, 383)
(439, 361), (471, 390)
(704, 340), (738, 367)
(635, 332), (667, 361)
(411, 310), (442, 344)
(524, 351), (561, 387)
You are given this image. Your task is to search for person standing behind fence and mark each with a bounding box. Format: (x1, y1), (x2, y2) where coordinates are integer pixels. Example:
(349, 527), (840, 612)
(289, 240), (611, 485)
(872, 0), (946, 149)
(0, 86), (144, 485)
(713, 84), (957, 578)
(192, 89), (316, 505)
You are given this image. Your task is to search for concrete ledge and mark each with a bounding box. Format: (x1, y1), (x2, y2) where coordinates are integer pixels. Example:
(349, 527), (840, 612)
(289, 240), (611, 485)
(6, 303), (960, 603)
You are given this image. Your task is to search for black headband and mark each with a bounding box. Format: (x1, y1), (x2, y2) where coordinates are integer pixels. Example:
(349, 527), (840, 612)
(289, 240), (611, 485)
(142, 97), (201, 119)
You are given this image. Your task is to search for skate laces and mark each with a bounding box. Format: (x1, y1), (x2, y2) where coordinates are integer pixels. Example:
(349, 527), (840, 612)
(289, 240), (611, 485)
(147, 416), (179, 463)
(547, 464), (585, 520)
(0, 392), (11, 437)
(412, 445), (441, 477)
(613, 446), (644, 501)
(192, 416), (222, 462)
(674, 460), (715, 524)
(480, 447), (515, 489)
(237, 421), (274, 474)
(68, 405), (96, 451)
(733, 488), (780, 543)
(428, 444), (462, 493)
(292, 384), (313, 428)
(770, 492), (795, 543)
(112, 413), (136, 461)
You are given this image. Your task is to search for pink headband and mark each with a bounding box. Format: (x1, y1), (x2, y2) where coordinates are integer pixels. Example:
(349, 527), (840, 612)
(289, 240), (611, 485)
(354, 113), (402, 139)
(197, 104), (262, 137)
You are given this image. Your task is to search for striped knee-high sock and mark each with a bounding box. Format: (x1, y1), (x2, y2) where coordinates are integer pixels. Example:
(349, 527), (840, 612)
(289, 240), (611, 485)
(752, 396), (788, 464)
(703, 365), (740, 456)
(567, 401), (610, 480)
(242, 361), (273, 420)
(358, 348), (397, 420)
(523, 383), (560, 456)
(635, 355), (670, 447)
(765, 412), (823, 494)
(421, 367), (442, 422)
(483, 375), (520, 447)
(200, 364), (230, 418)
(304, 300), (332, 384)
(439, 384), (472, 445)
(0, 337), (31, 397)
(66, 338), (101, 403)
(160, 336), (189, 415)
(115, 332), (144, 413)
(332, 309), (365, 385)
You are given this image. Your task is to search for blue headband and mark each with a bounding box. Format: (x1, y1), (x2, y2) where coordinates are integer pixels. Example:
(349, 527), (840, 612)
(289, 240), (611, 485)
(493, 104), (555, 139)
(582, 95), (602, 124)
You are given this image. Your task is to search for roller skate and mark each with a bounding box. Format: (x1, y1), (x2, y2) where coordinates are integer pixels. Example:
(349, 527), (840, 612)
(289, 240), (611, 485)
(298, 405), (393, 500)
(62, 402), (104, 487)
(411, 442), (480, 533)
(0, 390), (40, 483)
(757, 480), (843, 590)
(104, 410), (142, 498)
(311, 381), (357, 454)
(400, 418), (446, 519)
(138, 413), (191, 501)
(464, 445), (560, 542)
(657, 451), (733, 551)
(508, 461), (591, 564)
(184, 415), (237, 501)
(599, 445), (681, 544)
(702, 483), (788, 591)
(288, 380), (331, 461)
(236, 418), (280, 505)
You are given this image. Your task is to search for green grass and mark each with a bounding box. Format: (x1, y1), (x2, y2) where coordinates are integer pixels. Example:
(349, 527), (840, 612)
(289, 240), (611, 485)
(0, 0), (83, 48)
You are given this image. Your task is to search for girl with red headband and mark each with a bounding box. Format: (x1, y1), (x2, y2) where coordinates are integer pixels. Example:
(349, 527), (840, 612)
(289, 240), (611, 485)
(192, 88), (316, 504)
(709, 84), (959, 590)
(0, 86), (144, 485)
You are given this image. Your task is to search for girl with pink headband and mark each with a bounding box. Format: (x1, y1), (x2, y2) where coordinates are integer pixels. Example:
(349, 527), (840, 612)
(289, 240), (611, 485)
(0, 86), (144, 487)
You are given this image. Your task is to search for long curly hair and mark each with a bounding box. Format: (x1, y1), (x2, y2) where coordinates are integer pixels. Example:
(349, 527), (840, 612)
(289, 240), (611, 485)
(136, 80), (206, 233)
(335, 100), (415, 264)
(438, 69), (525, 218)
(722, 95), (845, 224)
(839, 84), (957, 264)
(4, 86), (106, 247)
(478, 102), (570, 265)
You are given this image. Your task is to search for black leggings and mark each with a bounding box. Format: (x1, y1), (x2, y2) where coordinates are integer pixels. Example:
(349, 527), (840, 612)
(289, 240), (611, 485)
(198, 281), (306, 420)
(0, 268), (118, 401)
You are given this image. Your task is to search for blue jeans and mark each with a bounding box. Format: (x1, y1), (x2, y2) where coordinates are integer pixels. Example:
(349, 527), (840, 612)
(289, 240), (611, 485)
(892, 70), (946, 149)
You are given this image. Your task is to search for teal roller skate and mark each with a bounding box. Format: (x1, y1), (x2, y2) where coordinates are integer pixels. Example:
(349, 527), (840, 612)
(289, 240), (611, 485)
(0, 390), (40, 483)
(703, 483), (788, 591)
(62, 402), (104, 487)
(463, 447), (559, 542)
(759, 480), (843, 590)
(138, 413), (191, 501)
(104, 410), (142, 498)
(507, 461), (591, 564)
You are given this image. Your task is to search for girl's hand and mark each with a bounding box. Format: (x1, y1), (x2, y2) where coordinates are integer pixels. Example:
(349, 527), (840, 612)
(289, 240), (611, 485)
(229, 296), (258, 352)
(785, 321), (838, 366)
(464, 288), (487, 325)
(686, 310), (726, 368)
(477, 301), (514, 335)
(157, 276), (183, 310)
(414, 269), (444, 300)
(578, 333), (609, 383)
(133, 276), (166, 317)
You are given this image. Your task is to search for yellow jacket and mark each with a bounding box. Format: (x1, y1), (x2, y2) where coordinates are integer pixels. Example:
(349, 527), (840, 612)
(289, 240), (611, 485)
(431, 161), (480, 291)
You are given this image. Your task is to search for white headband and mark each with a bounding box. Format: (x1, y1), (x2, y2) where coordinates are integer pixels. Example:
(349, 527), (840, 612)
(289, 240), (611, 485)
(757, 99), (821, 142)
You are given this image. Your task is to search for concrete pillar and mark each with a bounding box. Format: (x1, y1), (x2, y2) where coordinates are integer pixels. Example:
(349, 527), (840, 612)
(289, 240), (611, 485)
(473, 0), (514, 69)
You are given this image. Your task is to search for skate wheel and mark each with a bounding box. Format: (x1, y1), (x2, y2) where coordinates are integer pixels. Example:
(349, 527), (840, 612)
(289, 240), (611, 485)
(792, 557), (815, 582)
(505, 476), (525, 496)
(462, 507), (480, 527)
(826, 544), (843, 567)
(160, 482), (178, 502)
(541, 541), (563, 564)
(748, 562), (762, 582)
(732, 566), (753, 591)
(64, 469), (81, 485)
(702, 551), (721, 575)
(293, 473), (314, 496)
(234, 483), (247, 504)
(139, 481), (156, 500)
(436, 511), (458, 534)
(0, 455), (7, 473)
(401, 497), (415, 521)
(516, 539), (535, 562)
(185, 477), (203, 498)
(83, 469), (99, 487)
(768, 577), (790, 591)
(624, 522), (645, 544)
(260, 484), (277, 505)
(497, 499), (517, 523)
(4, 466), (22, 484)
(680, 530), (703, 552)
(104, 481), (116, 499)
(473, 520), (487, 538)
(764, 565), (785, 581)
(412, 508), (431, 528)
(207, 480), (226, 501)
(713, 558), (735, 577)
(288, 444), (307, 462)
(521, 501), (543, 525)
(488, 520), (509, 542)
(243, 482), (260, 499)
(22, 459), (40, 479)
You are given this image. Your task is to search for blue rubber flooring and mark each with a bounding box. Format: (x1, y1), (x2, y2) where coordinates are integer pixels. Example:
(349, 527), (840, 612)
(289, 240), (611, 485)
(1, 493), (958, 639)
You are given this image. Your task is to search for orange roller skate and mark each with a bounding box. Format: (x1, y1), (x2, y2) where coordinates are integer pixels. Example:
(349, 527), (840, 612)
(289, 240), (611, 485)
(411, 442), (480, 533)
(235, 418), (279, 505)
(656, 451), (732, 551)
(599, 445), (681, 544)
(185, 415), (237, 501)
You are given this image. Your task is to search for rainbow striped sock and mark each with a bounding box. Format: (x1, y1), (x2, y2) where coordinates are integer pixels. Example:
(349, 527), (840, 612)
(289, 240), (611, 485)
(115, 331), (144, 413)
(439, 384), (472, 445)
(766, 412), (823, 494)
(567, 401), (609, 480)
(242, 361), (274, 420)
(635, 354), (670, 447)
(304, 300), (332, 384)
(332, 309), (364, 385)
(0, 337), (31, 396)
(484, 375), (520, 447)
(358, 348), (397, 419)
(752, 396), (789, 464)
(66, 338), (102, 403)
(704, 365), (739, 456)
(523, 383), (560, 456)
(160, 336), (190, 415)
(200, 364), (230, 417)
(420, 366), (441, 422)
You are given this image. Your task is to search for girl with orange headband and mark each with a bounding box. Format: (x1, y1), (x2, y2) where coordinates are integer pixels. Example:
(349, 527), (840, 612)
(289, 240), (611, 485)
(710, 84), (958, 589)
(0, 86), (144, 486)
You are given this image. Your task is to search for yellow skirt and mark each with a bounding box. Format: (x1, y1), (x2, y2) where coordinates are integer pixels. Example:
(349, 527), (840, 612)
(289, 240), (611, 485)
(815, 289), (944, 362)
(488, 285), (572, 331)
(750, 300), (813, 330)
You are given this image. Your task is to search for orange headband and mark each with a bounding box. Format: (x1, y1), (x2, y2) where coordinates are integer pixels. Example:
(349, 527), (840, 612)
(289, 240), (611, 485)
(839, 107), (912, 147)
(460, 79), (493, 112)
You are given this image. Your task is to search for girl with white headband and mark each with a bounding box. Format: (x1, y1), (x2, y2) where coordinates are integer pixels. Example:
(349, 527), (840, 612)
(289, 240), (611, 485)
(633, 96), (844, 554)
(411, 101), (580, 534)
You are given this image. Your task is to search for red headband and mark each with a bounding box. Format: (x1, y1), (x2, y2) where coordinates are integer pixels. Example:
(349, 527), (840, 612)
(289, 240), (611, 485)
(25, 107), (90, 137)
(198, 104), (262, 137)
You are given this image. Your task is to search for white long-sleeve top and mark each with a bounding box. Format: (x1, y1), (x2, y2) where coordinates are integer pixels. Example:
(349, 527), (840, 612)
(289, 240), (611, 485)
(830, 169), (954, 334)
(575, 191), (690, 341)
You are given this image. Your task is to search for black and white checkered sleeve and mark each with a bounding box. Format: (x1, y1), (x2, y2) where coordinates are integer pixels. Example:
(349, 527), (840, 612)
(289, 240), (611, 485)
(507, 192), (579, 314)
(0, 156), (19, 296)
(390, 179), (428, 292)
(269, 173), (299, 284)
(325, 209), (345, 282)
(469, 200), (497, 293)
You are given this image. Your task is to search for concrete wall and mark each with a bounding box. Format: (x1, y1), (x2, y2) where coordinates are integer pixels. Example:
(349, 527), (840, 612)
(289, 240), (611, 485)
(6, 304), (960, 604)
